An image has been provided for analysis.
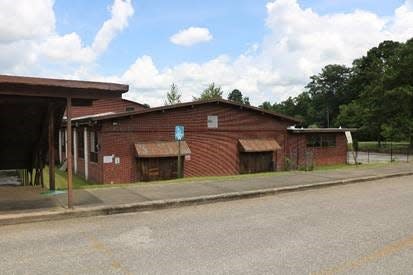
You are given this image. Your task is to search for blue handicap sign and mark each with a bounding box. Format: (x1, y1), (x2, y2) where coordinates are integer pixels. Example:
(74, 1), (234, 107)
(175, 125), (184, 141)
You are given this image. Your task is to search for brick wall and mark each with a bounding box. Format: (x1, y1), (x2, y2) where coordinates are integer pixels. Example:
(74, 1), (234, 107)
(71, 98), (146, 118)
(64, 104), (349, 184)
(98, 103), (292, 184)
(286, 133), (348, 168)
(62, 126), (104, 183)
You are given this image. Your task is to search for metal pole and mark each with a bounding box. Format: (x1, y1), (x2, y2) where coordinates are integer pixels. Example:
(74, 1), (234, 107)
(368, 149), (370, 164)
(66, 96), (73, 208)
(48, 107), (55, 191)
(390, 141), (393, 162)
(177, 140), (182, 178)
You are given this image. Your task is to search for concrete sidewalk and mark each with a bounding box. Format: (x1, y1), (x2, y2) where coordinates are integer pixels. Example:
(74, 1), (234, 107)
(1, 163), (412, 225)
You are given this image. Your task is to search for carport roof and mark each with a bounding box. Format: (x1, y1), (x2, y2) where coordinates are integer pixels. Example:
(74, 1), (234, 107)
(0, 74), (129, 170)
(0, 74), (128, 101)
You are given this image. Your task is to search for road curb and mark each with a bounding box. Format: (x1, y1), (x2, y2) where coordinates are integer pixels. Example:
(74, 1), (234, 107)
(1, 171), (412, 226)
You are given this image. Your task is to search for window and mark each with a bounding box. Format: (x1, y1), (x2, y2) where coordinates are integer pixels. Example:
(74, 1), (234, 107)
(78, 129), (84, 158)
(307, 134), (336, 148)
(126, 107), (135, 112)
(321, 135), (336, 147)
(207, 115), (218, 128)
(90, 131), (99, 163)
(61, 131), (66, 154)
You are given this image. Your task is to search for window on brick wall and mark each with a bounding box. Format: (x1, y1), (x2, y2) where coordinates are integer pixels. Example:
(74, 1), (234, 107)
(126, 107), (135, 112)
(90, 131), (99, 163)
(77, 129), (84, 158)
(307, 134), (336, 148)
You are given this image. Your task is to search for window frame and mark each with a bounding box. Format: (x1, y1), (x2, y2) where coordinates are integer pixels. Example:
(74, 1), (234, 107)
(89, 131), (99, 163)
(77, 128), (85, 159)
(307, 134), (336, 148)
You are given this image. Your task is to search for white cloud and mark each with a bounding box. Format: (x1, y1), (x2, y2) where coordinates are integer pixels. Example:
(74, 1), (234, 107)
(121, 0), (413, 106)
(1, 0), (413, 107)
(0, 0), (134, 74)
(0, 0), (55, 42)
(170, 27), (213, 47)
(92, 0), (134, 55)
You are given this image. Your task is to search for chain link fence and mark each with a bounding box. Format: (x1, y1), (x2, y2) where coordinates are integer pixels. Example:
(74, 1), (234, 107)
(348, 142), (412, 164)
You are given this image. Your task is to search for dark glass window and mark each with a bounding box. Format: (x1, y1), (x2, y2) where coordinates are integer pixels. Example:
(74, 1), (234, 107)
(307, 134), (336, 148)
(78, 129), (84, 158)
(90, 131), (99, 163)
(126, 107), (135, 112)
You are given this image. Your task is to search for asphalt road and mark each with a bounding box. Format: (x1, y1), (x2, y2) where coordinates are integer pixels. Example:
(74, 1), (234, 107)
(1, 176), (413, 274)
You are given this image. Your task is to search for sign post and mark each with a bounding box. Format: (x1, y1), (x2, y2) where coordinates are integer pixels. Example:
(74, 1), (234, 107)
(175, 125), (184, 178)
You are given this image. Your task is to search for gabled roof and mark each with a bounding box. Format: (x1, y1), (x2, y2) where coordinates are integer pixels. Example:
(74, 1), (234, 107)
(71, 99), (302, 123)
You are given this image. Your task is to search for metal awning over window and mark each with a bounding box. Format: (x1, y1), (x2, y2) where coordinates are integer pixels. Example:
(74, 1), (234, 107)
(135, 141), (191, 158)
(238, 139), (281, 152)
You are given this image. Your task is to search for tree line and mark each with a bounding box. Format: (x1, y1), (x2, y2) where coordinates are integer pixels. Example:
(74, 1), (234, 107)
(164, 38), (413, 143)
(261, 39), (413, 143)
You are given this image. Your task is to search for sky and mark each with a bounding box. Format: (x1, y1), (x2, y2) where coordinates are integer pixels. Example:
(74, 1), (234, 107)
(0, 0), (412, 106)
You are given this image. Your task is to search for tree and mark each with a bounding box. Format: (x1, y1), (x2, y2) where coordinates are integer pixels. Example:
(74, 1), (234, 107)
(193, 83), (223, 100)
(337, 40), (405, 143)
(259, 101), (274, 111)
(305, 64), (352, 127)
(165, 83), (182, 105)
(228, 89), (250, 105)
(258, 39), (413, 144)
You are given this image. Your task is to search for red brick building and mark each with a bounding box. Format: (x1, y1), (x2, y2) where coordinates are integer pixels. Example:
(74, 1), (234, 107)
(59, 99), (354, 184)
(70, 97), (147, 118)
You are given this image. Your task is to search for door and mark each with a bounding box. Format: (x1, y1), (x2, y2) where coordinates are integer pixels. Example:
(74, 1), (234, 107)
(239, 152), (274, 174)
(140, 157), (184, 181)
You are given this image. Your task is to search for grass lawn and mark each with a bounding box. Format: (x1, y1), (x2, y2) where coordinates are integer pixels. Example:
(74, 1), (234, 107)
(42, 167), (99, 190)
(38, 162), (393, 190)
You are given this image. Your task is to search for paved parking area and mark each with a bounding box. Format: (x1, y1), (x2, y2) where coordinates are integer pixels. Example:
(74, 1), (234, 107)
(0, 171), (61, 214)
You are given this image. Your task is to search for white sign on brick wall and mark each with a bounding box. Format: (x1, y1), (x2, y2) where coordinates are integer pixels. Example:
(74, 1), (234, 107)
(103, 155), (113, 164)
(207, 115), (218, 128)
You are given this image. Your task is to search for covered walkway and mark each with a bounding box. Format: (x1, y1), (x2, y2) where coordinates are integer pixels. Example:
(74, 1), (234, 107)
(0, 75), (128, 210)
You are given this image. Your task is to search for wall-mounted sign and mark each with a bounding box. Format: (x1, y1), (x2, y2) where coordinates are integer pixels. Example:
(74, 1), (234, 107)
(175, 125), (185, 141)
(115, 157), (120, 165)
(103, 155), (113, 164)
(185, 155), (191, 161)
(207, 115), (218, 128)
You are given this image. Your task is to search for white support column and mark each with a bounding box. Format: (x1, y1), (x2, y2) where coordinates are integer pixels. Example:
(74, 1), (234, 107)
(73, 128), (78, 174)
(65, 129), (68, 158)
(58, 130), (62, 164)
(84, 127), (89, 180)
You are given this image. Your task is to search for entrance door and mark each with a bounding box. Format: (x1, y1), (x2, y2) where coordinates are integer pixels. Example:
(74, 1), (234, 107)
(139, 157), (183, 181)
(239, 152), (274, 174)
